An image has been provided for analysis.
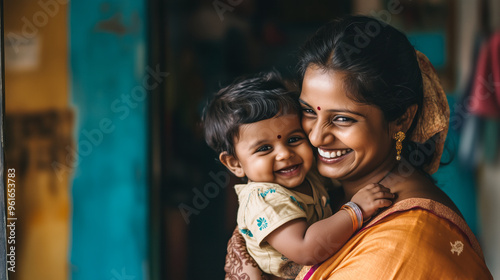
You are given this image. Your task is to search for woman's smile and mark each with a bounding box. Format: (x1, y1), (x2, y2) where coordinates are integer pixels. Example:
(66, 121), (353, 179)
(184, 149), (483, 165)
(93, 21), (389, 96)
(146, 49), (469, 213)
(300, 66), (394, 183)
(317, 148), (352, 159)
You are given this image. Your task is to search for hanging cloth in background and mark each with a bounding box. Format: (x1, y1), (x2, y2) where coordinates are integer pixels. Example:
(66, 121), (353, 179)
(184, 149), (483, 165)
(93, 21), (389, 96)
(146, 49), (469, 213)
(470, 32), (500, 163)
(469, 32), (500, 118)
(459, 32), (500, 167)
(456, 35), (486, 170)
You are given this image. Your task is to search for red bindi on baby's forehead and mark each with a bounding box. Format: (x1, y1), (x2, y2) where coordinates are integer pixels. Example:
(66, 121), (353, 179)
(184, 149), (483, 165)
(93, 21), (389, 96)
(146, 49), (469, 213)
(277, 135), (282, 139)
(317, 106), (321, 110)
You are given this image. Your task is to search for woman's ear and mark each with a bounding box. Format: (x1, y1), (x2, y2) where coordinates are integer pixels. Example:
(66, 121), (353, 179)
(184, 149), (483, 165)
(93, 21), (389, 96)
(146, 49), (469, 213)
(219, 152), (246, 178)
(390, 104), (418, 135)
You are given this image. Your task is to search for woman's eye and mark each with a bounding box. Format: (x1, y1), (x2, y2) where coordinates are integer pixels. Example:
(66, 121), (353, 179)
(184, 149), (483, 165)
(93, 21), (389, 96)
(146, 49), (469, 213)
(333, 116), (354, 122)
(256, 145), (271, 152)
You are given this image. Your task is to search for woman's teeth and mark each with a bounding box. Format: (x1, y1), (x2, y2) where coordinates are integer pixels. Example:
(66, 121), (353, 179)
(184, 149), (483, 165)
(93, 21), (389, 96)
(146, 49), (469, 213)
(318, 148), (352, 159)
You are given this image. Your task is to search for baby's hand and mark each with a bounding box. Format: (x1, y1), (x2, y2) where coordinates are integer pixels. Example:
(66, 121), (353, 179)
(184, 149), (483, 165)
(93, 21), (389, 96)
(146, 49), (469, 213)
(350, 183), (394, 219)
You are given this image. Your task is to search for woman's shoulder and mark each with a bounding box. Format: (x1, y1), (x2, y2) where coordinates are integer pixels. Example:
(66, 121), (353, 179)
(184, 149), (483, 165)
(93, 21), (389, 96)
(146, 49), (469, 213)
(296, 198), (492, 279)
(388, 170), (463, 217)
(364, 197), (483, 258)
(366, 198), (460, 230)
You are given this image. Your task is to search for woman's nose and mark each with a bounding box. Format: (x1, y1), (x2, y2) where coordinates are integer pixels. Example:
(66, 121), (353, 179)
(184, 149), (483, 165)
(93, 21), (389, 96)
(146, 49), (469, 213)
(308, 121), (332, 147)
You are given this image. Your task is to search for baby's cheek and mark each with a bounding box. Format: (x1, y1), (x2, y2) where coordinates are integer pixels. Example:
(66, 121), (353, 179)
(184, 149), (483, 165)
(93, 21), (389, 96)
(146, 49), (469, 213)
(302, 146), (314, 170)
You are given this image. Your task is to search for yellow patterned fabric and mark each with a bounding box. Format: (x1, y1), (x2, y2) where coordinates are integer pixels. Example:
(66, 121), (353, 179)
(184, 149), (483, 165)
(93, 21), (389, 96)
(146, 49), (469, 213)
(235, 173), (333, 278)
(296, 198), (492, 280)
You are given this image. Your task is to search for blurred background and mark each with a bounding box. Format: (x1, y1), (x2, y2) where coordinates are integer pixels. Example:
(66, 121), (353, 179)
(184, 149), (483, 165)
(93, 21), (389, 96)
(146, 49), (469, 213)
(2, 0), (499, 279)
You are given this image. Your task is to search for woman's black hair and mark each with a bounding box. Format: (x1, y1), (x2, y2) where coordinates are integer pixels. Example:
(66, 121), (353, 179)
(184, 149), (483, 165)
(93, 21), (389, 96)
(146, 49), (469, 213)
(298, 15), (434, 171)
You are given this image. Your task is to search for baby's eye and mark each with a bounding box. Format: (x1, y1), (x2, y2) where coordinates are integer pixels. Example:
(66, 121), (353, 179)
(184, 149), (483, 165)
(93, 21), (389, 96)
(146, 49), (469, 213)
(301, 108), (315, 115)
(256, 145), (271, 152)
(288, 136), (303, 144)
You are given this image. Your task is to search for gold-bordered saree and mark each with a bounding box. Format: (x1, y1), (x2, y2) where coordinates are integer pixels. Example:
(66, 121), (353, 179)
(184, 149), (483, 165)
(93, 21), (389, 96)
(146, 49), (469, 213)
(296, 198), (492, 280)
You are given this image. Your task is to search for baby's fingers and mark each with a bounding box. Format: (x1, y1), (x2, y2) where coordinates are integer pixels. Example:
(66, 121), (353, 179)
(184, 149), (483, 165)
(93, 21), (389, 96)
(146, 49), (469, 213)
(365, 183), (391, 194)
(359, 198), (392, 220)
(373, 198), (393, 208)
(372, 190), (396, 200)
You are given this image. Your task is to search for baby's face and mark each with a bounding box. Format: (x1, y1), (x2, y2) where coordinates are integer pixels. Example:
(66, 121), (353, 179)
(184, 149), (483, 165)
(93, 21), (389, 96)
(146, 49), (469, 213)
(233, 114), (313, 188)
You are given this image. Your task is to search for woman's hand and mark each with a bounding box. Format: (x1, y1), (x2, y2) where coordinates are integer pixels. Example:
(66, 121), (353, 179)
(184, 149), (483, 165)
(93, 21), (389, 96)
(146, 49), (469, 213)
(350, 183), (394, 220)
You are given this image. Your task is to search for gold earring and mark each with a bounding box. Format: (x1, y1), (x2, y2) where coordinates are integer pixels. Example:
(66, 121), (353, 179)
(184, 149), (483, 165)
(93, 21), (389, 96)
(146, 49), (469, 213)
(393, 131), (405, 161)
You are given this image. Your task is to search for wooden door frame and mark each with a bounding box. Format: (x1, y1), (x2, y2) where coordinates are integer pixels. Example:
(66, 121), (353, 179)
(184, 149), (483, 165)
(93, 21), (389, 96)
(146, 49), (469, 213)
(147, 0), (168, 279)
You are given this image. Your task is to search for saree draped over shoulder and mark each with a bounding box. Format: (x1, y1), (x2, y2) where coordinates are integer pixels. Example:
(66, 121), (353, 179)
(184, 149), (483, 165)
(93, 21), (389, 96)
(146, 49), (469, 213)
(296, 198), (493, 280)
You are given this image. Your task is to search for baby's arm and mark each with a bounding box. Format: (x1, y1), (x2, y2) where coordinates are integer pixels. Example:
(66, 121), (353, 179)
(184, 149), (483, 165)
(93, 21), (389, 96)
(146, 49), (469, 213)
(265, 184), (393, 266)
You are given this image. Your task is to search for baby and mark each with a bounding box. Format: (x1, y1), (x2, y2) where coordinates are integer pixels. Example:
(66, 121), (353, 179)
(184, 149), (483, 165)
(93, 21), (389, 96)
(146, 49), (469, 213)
(202, 71), (393, 279)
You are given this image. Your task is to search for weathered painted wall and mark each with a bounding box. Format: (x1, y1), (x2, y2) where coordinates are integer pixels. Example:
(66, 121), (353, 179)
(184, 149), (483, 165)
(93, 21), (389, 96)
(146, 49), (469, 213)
(69, 1), (149, 279)
(4, 1), (71, 279)
(4, 0), (69, 113)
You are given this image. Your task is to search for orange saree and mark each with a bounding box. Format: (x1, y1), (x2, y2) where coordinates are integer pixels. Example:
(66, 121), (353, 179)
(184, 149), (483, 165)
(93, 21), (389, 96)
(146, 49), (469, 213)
(296, 198), (492, 279)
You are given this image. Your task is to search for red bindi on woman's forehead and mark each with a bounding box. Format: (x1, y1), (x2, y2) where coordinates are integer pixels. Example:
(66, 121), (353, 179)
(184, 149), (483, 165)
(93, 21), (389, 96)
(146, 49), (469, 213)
(317, 106), (321, 110)
(277, 135), (282, 139)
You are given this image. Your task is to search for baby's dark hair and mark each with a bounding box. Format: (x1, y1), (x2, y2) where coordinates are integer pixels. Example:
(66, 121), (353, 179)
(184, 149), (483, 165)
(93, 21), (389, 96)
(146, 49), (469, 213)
(202, 71), (301, 156)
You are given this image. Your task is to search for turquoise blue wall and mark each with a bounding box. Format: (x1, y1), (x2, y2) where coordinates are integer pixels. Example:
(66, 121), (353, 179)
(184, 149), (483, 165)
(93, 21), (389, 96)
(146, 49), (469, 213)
(433, 96), (479, 235)
(69, 1), (148, 279)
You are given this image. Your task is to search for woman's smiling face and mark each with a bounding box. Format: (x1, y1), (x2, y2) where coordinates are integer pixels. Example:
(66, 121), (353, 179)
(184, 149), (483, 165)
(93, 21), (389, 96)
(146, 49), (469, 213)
(299, 65), (395, 182)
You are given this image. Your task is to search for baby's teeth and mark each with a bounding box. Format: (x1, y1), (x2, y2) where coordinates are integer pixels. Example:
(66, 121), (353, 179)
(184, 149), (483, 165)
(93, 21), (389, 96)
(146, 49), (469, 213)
(342, 150), (346, 155)
(336, 151), (342, 157)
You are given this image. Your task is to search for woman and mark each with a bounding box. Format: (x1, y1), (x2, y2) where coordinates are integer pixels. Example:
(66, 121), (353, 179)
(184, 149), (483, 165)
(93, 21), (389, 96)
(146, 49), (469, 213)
(224, 15), (492, 279)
